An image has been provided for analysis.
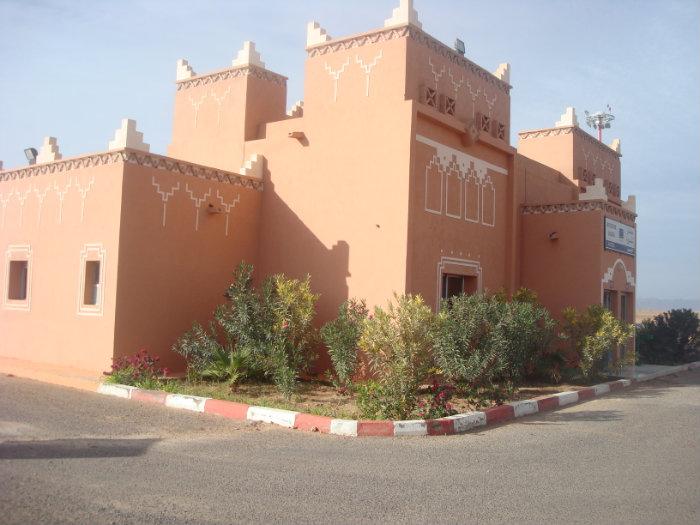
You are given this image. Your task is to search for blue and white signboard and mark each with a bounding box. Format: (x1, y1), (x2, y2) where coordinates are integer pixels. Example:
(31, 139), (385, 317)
(605, 218), (635, 256)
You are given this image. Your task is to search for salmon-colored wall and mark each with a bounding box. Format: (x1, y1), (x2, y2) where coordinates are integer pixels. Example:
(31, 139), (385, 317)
(168, 65), (287, 172)
(113, 160), (262, 372)
(521, 208), (604, 316)
(0, 159), (123, 373)
(407, 115), (512, 309)
(515, 154), (578, 205)
(250, 35), (414, 325)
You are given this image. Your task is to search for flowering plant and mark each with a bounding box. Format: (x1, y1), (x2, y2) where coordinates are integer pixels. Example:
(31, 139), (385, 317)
(415, 380), (457, 419)
(106, 349), (167, 388)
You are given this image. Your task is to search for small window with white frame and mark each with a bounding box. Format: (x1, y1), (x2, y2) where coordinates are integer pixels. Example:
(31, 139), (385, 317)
(78, 244), (106, 316)
(4, 245), (32, 311)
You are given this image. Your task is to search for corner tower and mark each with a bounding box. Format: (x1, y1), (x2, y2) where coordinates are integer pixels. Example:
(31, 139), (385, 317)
(168, 42), (287, 172)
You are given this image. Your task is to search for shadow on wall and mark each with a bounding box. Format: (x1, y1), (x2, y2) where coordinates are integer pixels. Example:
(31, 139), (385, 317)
(257, 178), (350, 372)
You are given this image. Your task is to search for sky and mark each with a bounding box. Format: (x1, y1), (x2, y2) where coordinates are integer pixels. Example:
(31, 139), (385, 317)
(1, 0), (698, 303)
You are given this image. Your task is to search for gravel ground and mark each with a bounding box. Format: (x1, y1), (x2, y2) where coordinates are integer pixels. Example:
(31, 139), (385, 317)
(1, 370), (698, 524)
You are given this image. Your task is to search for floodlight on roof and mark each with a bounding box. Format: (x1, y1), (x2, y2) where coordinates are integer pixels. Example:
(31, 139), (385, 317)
(24, 147), (38, 165)
(454, 38), (466, 56)
(584, 107), (615, 142)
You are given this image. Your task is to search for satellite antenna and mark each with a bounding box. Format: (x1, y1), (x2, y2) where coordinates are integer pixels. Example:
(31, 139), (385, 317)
(454, 39), (465, 56)
(584, 105), (615, 142)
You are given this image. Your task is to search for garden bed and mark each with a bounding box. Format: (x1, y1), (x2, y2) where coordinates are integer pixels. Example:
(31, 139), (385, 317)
(153, 378), (610, 420)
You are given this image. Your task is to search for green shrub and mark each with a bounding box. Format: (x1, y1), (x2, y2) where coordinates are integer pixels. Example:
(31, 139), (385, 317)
(433, 293), (555, 388)
(636, 309), (700, 365)
(320, 299), (368, 391)
(173, 263), (318, 397)
(358, 294), (435, 419)
(560, 305), (633, 379)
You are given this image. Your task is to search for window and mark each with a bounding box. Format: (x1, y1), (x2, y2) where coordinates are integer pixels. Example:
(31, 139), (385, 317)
(78, 244), (106, 316)
(8, 260), (28, 300)
(603, 289), (617, 316)
(479, 114), (491, 133)
(425, 87), (438, 109)
(444, 96), (456, 116)
(497, 122), (506, 140)
(83, 261), (101, 306)
(4, 245), (32, 311)
(441, 274), (478, 301)
(620, 293), (631, 323)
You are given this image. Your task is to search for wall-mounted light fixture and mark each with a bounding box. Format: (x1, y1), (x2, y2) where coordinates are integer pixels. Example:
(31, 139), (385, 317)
(548, 231), (559, 241)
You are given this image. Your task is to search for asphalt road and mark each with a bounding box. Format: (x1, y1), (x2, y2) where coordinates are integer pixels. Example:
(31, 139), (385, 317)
(1, 370), (699, 525)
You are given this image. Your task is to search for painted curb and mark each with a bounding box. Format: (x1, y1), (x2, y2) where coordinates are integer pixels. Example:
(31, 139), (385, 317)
(96, 360), (700, 438)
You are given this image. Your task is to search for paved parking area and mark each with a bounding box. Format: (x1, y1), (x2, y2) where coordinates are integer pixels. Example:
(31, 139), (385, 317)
(1, 370), (699, 524)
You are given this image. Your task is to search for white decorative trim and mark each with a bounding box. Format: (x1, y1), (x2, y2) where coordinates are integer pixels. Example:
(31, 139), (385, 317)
(287, 100), (304, 118)
(209, 86), (232, 127)
(428, 56), (445, 90)
(33, 184), (51, 226)
(579, 178), (607, 202)
(483, 90), (497, 118)
(108, 119), (149, 152)
(36, 136), (62, 163)
(77, 243), (106, 317)
(444, 164), (462, 219)
(424, 155), (444, 215)
(555, 107), (578, 128)
(0, 190), (14, 228)
(185, 184), (212, 231)
(466, 81), (481, 119)
(417, 134), (504, 226)
(189, 92), (208, 128)
(16, 188), (31, 227)
(384, 0), (422, 29)
(435, 257), (483, 309)
(494, 63), (510, 84)
(355, 50), (383, 97)
(324, 58), (351, 102)
(232, 41), (265, 69)
(307, 21), (331, 48)
(74, 176), (95, 223)
(416, 135), (507, 177)
(602, 258), (635, 288)
(216, 190), (240, 237)
(151, 176), (180, 228)
(464, 168), (481, 224)
(481, 176), (495, 227)
(3, 244), (32, 312)
(53, 178), (72, 224)
(176, 59), (195, 81)
(448, 69), (464, 101)
(1, 150), (263, 191)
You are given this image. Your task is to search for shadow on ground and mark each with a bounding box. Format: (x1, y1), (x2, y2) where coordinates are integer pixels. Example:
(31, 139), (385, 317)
(0, 438), (160, 460)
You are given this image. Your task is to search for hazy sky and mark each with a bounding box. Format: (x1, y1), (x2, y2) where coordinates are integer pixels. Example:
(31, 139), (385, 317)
(1, 0), (698, 301)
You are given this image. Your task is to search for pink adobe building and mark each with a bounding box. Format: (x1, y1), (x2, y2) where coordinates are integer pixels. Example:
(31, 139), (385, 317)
(0, 1), (636, 376)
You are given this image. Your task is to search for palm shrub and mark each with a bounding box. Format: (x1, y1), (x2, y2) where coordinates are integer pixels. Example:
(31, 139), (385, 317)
(560, 304), (633, 379)
(320, 299), (368, 391)
(636, 309), (700, 365)
(358, 294), (435, 419)
(173, 262), (318, 397)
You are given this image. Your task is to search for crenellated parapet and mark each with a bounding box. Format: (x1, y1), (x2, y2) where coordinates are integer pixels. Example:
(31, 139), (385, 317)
(0, 149), (263, 191)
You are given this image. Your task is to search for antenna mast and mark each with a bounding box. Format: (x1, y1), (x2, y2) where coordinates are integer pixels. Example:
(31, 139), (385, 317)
(584, 105), (615, 142)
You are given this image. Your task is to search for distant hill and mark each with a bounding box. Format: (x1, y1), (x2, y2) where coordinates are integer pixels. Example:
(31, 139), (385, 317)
(637, 298), (700, 311)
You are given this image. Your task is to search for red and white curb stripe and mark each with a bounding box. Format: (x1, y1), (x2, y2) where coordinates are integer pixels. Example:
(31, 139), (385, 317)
(97, 361), (700, 438)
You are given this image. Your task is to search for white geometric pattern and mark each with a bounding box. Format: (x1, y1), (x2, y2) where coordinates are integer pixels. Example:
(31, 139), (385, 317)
(356, 50), (383, 97)
(74, 176), (95, 223)
(216, 189), (241, 237)
(53, 178), (72, 224)
(16, 188), (31, 227)
(185, 184), (212, 231)
(324, 58), (351, 102)
(1, 189), (14, 228)
(33, 184), (52, 226)
(152, 176), (180, 228)
(418, 135), (506, 228)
